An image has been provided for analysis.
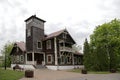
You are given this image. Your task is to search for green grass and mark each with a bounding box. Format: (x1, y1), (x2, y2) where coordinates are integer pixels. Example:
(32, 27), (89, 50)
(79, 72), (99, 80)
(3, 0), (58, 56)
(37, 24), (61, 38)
(0, 68), (24, 80)
(68, 69), (111, 74)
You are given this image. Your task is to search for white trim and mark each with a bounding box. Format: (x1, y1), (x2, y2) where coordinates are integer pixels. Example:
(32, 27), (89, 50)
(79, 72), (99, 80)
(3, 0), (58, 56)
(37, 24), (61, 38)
(32, 52), (35, 64)
(54, 37), (58, 65)
(47, 54), (52, 64)
(46, 65), (84, 70)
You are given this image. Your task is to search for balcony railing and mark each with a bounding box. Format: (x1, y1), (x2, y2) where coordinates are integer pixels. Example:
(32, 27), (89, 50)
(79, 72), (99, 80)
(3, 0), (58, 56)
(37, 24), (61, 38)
(60, 47), (75, 52)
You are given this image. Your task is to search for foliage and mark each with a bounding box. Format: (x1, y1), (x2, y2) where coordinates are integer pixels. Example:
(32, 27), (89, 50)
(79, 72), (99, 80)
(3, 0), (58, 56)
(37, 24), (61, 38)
(1, 41), (13, 67)
(90, 19), (120, 71)
(83, 39), (91, 70)
(0, 68), (24, 80)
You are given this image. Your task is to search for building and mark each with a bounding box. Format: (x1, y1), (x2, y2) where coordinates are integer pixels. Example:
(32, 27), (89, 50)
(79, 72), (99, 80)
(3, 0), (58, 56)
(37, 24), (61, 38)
(10, 15), (83, 70)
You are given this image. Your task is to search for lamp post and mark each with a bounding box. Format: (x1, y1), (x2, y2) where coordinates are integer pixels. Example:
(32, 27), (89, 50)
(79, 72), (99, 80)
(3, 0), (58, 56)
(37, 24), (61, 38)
(4, 46), (7, 70)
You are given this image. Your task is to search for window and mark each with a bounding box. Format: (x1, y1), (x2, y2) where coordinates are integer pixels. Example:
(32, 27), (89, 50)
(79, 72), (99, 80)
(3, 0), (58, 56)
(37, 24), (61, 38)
(74, 57), (77, 64)
(27, 29), (31, 37)
(37, 41), (42, 49)
(63, 33), (67, 39)
(16, 55), (20, 62)
(46, 40), (51, 49)
(67, 57), (70, 63)
(27, 53), (32, 61)
(20, 55), (24, 62)
(78, 57), (81, 64)
(47, 55), (52, 63)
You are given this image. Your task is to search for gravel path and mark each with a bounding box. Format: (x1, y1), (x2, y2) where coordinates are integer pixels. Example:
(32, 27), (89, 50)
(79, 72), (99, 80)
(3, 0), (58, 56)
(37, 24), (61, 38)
(20, 69), (120, 80)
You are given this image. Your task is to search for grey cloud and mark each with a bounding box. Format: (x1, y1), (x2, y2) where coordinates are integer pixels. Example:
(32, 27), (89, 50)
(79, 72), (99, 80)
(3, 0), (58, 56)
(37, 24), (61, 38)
(0, 0), (29, 52)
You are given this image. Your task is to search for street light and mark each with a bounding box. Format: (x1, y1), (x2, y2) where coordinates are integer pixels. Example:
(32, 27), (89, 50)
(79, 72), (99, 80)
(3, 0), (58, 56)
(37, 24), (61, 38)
(4, 46), (7, 70)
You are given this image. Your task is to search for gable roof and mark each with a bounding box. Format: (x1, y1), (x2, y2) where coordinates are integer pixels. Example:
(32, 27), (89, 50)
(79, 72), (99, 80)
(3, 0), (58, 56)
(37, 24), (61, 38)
(10, 42), (26, 55)
(45, 29), (76, 44)
(15, 42), (26, 52)
(45, 29), (65, 39)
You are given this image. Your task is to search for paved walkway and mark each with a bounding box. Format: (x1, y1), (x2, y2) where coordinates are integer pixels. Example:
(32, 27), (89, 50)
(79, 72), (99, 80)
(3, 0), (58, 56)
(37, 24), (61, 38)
(20, 69), (120, 80)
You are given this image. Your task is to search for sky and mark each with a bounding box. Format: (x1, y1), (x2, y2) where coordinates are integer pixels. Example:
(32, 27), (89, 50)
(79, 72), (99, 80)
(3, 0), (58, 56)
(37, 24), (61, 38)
(0, 0), (120, 55)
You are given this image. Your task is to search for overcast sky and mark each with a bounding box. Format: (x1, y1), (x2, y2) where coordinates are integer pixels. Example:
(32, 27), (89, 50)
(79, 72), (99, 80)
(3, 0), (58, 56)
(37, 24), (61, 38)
(0, 0), (120, 55)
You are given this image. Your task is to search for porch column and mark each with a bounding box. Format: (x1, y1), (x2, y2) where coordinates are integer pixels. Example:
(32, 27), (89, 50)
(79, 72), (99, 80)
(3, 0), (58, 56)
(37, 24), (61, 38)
(25, 53), (27, 64)
(43, 53), (45, 65)
(32, 52), (34, 65)
(54, 37), (58, 65)
(72, 53), (74, 65)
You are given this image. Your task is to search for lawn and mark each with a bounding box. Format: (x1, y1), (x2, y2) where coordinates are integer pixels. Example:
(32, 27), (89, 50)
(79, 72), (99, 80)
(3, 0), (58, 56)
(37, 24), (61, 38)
(0, 68), (24, 80)
(68, 69), (117, 74)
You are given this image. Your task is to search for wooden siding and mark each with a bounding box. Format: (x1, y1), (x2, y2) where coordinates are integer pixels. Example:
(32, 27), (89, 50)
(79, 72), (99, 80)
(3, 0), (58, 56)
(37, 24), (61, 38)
(32, 26), (44, 52)
(26, 27), (33, 52)
(44, 38), (55, 65)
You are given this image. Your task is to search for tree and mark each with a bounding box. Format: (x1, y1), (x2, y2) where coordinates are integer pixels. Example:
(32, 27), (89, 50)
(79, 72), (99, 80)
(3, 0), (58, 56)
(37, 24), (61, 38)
(90, 19), (120, 71)
(2, 41), (13, 67)
(83, 38), (91, 70)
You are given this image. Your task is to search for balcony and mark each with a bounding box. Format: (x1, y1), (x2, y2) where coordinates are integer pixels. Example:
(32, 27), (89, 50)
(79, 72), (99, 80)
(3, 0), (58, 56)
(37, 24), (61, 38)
(60, 47), (75, 52)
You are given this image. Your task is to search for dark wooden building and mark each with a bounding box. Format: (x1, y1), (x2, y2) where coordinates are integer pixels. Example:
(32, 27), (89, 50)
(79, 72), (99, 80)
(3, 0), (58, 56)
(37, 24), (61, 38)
(10, 15), (83, 70)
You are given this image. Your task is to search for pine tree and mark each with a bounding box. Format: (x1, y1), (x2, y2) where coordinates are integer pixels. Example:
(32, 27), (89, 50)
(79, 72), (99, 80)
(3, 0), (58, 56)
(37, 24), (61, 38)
(83, 38), (91, 70)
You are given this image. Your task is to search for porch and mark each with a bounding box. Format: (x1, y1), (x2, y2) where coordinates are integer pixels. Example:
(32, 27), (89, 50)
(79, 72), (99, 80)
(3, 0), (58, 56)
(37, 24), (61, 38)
(25, 52), (45, 65)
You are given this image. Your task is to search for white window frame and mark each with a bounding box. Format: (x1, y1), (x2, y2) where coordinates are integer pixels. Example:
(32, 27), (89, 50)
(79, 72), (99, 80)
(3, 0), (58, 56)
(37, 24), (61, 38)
(47, 54), (52, 64)
(46, 40), (51, 49)
(37, 41), (42, 49)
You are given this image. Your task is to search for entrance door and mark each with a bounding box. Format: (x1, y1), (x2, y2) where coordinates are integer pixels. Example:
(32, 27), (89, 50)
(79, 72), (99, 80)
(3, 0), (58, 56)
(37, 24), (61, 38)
(34, 53), (43, 65)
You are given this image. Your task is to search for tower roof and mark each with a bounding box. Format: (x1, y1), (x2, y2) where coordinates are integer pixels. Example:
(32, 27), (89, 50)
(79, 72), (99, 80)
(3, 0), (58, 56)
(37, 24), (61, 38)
(25, 15), (46, 22)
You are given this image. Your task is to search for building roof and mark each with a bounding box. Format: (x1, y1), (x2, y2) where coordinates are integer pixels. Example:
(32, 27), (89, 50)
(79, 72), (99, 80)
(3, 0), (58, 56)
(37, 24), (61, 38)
(25, 15), (46, 22)
(74, 51), (83, 55)
(15, 42), (26, 52)
(45, 29), (65, 39)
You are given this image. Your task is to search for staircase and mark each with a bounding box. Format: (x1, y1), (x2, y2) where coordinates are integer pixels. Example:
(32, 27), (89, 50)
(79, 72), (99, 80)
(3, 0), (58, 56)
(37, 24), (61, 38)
(34, 65), (46, 69)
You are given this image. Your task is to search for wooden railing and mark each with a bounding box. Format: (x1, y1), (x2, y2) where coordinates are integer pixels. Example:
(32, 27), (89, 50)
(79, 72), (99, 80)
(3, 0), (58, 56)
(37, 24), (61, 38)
(60, 47), (75, 52)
